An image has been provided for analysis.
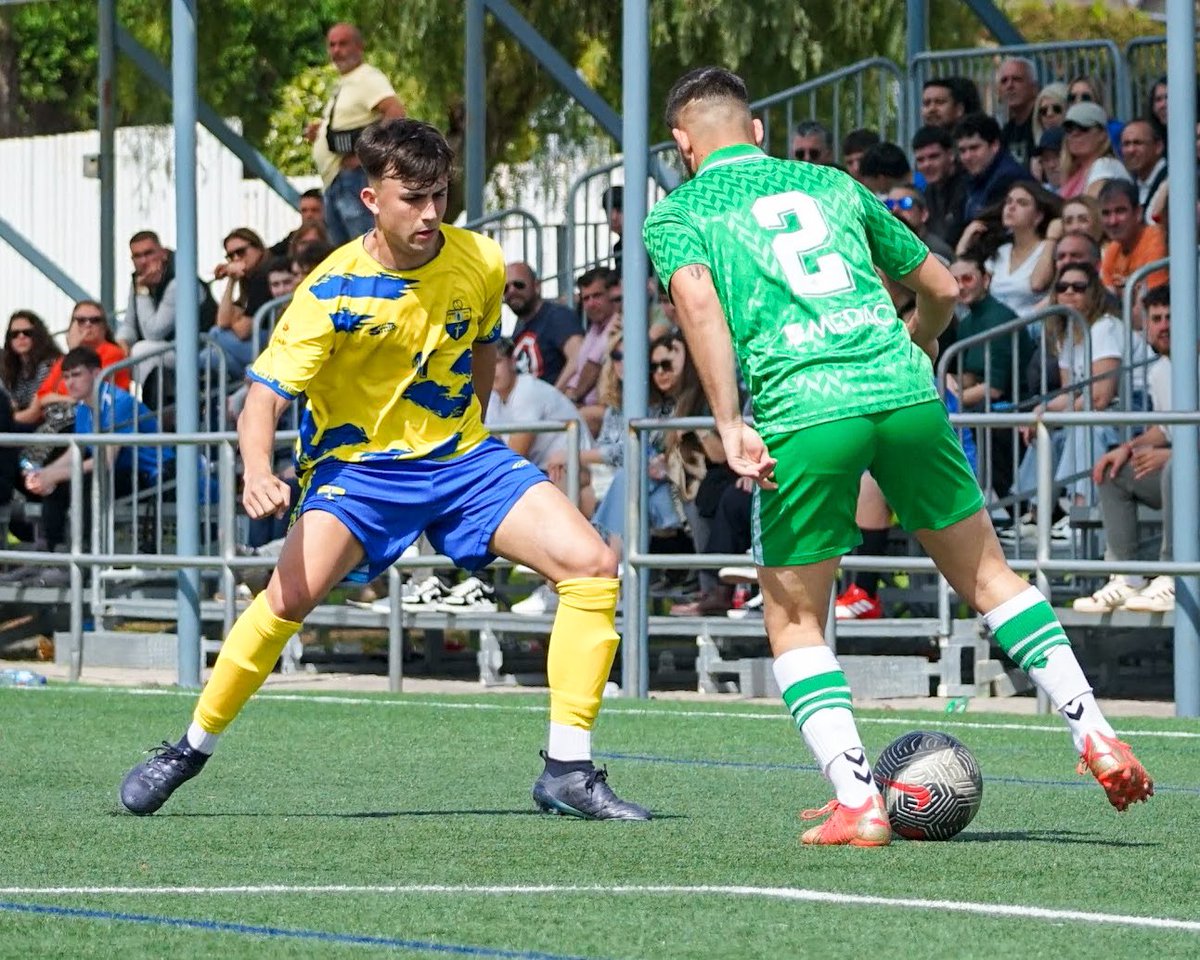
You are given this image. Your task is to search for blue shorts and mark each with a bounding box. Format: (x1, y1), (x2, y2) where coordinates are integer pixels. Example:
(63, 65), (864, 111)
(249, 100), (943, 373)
(295, 437), (548, 582)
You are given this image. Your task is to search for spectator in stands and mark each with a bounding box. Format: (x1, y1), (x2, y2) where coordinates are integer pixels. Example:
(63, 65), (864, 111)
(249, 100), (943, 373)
(601, 185), (623, 268)
(486, 337), (592, 500)
(954, 113), (1027, 224)
(1074, 284), (1175, 614)
(912, 125), (968, 246)
(885, 186), (954, 263)
(269, 188), (325, 257)
(21, 347), (174, 585)
(1059, 102), (1130, 200)
(857, 142), (911, 197)
(504, 261), (582, 387)
(265, 256), (300, 302)
(1033, 127), (1065, 193)
(1034, 83), (1068, 138)
(996, 57), (1040, 168)
(947, 252), (1028, 502)
(1098, 179), (1169, 299)
(1148, 76), (1168, 144)
(1120, 120), (1168, 223)
(285, 222), (330, 259)
(32, 305), (129, 432)
(920, 77), (976, 132)
(119, 230), (215, 387)
(790, 120), (834, 164)
(958, 182), (1061, 317)
(2, 310), (60, 427)
(305, 23), (405, 245)
(562, 267), (619, 432)
(208, 228), (271, 382)
(1061, 194), (1106, 244)
(1054, 230), (1102, 273)
(1023, 262), (1145, 506)
(290, 240), (334, 280)
(841, 128), (880, 182)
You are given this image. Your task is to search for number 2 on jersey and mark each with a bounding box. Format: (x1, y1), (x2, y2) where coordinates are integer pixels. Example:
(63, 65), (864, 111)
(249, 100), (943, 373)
(751, 191), (852, 298)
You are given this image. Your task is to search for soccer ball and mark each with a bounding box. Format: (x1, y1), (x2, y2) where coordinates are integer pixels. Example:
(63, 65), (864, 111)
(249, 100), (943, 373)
(873, 730), (983, 840)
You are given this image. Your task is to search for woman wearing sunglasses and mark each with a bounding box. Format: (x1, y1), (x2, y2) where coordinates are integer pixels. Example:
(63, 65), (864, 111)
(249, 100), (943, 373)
(2, 310), (61, 427)
(1033, 82), (1068, 138)
(28, 303), (130, 423)
(208, 228), (270, 383)
(1059, 101), (1129, 200)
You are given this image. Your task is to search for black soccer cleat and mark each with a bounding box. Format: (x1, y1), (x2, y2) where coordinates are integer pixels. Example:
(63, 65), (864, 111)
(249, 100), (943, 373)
(532, 752), (651, 821)
(119, 738), (209, 815)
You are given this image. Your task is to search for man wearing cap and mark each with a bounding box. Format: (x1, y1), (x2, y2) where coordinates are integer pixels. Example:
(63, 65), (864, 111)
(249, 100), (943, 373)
(1120, 120), (1168, 224)
(1060, 102), (1131, 199)
(1033, 127), (1065, 193)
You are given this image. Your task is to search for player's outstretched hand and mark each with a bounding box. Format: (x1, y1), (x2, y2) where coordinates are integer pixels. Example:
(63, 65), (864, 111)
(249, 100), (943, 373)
(718, 423), (778, 490)
(243, 471), (292, 520)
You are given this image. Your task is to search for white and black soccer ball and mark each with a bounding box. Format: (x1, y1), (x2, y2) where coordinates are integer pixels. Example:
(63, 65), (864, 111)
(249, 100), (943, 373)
(873, 730), (983, 840)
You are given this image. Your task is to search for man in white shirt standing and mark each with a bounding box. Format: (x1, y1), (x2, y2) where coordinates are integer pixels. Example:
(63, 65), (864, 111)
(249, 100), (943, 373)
(305, 23), (406, 244)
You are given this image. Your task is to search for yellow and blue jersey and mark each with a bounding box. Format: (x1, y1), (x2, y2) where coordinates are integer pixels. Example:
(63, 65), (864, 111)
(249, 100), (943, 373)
(249, 225), (505, 472)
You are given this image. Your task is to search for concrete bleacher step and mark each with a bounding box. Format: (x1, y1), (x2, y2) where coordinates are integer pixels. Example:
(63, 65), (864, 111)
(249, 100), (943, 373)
(54, 630), (177, 670)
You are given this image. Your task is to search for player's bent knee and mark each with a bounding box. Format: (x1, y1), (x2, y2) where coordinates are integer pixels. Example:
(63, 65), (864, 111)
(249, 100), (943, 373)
(559, 542), (619, 582)
(264, 576), (318, 624)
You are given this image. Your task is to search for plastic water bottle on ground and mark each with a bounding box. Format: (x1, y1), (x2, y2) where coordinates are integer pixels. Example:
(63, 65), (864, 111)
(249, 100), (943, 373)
(0, 668), (47, 687)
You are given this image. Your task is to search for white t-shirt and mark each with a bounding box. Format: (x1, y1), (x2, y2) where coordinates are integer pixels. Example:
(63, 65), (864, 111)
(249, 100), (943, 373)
(485, 374), (592, 469)
(986, 241), (1048, 317)
(1084, 156), (1133, 192)
(312, 63), (397, 187)
(1057, 314), (1138, 385)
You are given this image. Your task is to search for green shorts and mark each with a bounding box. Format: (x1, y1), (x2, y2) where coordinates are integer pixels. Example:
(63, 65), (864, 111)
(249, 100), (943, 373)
(751, 400), (985, 567)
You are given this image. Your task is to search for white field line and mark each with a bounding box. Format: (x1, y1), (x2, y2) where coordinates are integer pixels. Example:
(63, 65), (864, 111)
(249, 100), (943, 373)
(0, 884), (1197, 934)
(32, 683), (1200, 740)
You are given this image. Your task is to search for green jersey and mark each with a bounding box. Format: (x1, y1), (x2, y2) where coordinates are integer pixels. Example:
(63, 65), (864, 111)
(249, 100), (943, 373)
(643, 143), (936, 437)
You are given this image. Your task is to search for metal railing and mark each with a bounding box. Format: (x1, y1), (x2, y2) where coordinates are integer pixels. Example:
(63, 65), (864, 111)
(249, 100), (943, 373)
(463, 208), (547, 287)
(1123, 35), (1172, 119)
(911, 39), (1128, 137)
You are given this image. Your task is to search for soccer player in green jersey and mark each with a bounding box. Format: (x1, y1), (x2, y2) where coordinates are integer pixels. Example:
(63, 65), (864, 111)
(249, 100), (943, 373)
(644, 68), (1152, 846)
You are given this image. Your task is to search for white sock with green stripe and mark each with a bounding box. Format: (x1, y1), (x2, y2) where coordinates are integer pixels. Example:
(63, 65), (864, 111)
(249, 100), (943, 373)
(985, 586), (1115, 752)
(774, 645), (878, 807)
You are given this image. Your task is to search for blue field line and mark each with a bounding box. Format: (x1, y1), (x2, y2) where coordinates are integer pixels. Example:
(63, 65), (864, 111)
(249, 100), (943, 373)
(594, 751), (1200, 796)
(0, 901), (600, 960)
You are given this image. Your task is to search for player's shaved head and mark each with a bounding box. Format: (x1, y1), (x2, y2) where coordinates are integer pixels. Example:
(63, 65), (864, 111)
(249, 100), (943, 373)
(664, 67), (751, 130)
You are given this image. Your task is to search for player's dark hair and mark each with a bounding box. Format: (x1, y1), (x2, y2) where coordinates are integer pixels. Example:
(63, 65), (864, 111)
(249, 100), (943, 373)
(664, 67), (749, 129)
(62, 346), (102, 373)
(841, 128), (880, 156)
(1142, 284), (1170, 309)
(911, 125), (953, 152)
(1097, 177), (1141, 210)
(859, 142), (910, 179)
(356, 118), (455, 187)
(129, 229), (160, 247)
(953, 113), (1002, 146)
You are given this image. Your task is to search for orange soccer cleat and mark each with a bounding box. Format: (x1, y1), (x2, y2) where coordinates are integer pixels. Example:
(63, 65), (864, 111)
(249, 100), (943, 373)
(799, 795), (892, 846)
(1077, 732), (1154, 811)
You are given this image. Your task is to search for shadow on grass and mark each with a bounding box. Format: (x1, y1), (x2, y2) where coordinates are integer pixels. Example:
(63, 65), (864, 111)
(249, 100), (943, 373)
(952, 829), (1159, 847)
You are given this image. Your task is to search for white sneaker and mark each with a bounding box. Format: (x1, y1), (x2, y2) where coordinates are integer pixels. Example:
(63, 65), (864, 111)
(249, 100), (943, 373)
(726, 591), (763, 620)
(718, 563), (758, 584)
(378, 575), (446, 613)
(1050, 516), (1072, 543)
(511, 583), (558, 616)
(437, 576), (498, 613)
(1123, 575), (1175, 613)
(1072, 575), (1143, 613)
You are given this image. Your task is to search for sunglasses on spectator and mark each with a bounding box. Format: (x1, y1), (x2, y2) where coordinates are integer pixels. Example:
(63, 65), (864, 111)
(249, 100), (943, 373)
(611, 349), (624, 362)
(7, 327), (34, 340)
(72, 314), (106, 325)
(884, 196), (916, 212)
(650, 360), (674, 373)
(225, 245), (251, 260)
(793, 148), (823, 160)
(1067, 92), (1094, 103)
(504, 280), (528, 291)
(1056, 280), (1090, 294)
(1039, 103), (1064, 116)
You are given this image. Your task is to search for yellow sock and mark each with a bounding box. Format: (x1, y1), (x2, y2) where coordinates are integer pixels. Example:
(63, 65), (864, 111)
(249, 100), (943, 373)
(547, 577), (620, 730)
(193, 592), (302, 734)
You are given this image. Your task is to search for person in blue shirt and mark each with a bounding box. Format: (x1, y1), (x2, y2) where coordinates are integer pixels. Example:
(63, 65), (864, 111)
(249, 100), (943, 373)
(25, 346), (173, 541)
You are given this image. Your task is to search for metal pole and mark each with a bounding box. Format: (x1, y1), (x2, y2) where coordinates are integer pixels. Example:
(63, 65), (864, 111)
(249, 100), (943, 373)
(622, 0), (650, 698)
(172, 0), (202, 689)
(905, 0), (928, 142)
(1034, 422), (1053, 714)
(98, 0), (117, 314)
(465, 0), (486, 221)
(387, 565), (403, 693)
(68, 443), (85, 682)
(1167, 0), (1199, 717)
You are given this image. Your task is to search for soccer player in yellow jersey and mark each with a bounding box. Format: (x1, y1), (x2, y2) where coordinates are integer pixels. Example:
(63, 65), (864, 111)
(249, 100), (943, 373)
(119, 119), (650, 821)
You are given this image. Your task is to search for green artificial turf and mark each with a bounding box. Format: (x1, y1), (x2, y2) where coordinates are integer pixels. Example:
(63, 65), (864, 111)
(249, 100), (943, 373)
(0, 684), (1197, 959)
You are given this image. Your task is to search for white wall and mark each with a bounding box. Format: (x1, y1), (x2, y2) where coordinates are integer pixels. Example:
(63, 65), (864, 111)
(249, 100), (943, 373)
(0, 123), (317, 334)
